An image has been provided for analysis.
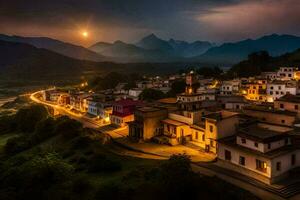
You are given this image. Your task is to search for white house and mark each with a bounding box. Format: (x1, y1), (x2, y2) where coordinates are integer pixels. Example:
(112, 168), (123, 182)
(266, 80), (297, 102)
(220, 80), (240, 95)
(218, 122), (299, 184)
(277, 67), (298, 80)
(128, 88), (143, 98)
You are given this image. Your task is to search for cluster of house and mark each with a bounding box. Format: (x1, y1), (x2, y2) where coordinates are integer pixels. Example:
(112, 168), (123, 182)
(43, 67), (300, 185)
(128, 68), (300, 185)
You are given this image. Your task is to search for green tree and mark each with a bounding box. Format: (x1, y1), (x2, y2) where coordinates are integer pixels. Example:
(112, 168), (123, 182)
(139, 88), (165, 101)
(30, 117), (56, 145)
(0, 152), (74, 200)
(14, 105), (48, 133)
(166, 80), (186, 97)
(196, 66), (223, 78)
(54, 116), (83, 140)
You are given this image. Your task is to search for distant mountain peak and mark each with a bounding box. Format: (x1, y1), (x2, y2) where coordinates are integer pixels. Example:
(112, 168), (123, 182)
(145, 33), (158, 39)
(114, 40), (126, 45)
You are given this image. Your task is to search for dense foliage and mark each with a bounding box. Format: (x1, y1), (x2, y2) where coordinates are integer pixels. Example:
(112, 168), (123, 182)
(229, 49), (300, 77)
(196, 66), (223, 78)
(139, 88), (165, 101)
(88, 72), (142, 91)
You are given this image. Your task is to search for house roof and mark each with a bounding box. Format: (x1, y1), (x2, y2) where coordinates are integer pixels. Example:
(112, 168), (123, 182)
(161, 119), (185, 126)
(237, 123), (292, 142)
(112, 98), (143, 107)
(277, 94), (300, 103)
(157, 98), (177, 104)
(136, 106), (163, 113)
(244, 105), (297, 116)
(205, 110), (239, 121)
(218, 136), (296, 159)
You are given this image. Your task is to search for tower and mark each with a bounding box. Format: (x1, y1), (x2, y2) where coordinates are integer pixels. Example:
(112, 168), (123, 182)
(185, 71), (198, 94)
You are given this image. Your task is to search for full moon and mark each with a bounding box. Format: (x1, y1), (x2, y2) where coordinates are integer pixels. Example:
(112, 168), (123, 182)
(81, 31), (88, 38)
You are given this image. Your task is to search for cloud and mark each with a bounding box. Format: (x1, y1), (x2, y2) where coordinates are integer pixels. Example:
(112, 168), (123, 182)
(196, 0), (300, 42)
(0, 0), (299, 44)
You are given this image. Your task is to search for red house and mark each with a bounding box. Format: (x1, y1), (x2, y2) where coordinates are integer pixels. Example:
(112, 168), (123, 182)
(110, 98), (143, 127)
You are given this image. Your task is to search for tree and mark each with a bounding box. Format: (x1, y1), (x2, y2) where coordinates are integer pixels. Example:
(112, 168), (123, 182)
(54, 116), (83, 140)
(166, 80), (186, 97)
(228, 51), (272, 77)
(139, 88), (165, 101)
(0, 152), (74, 200)
(196, 66), (223, 78)
(14, 105), (48, 133)
(4, 136), (30, 155)
(88, 154), (122, 173)
(30, 117), (56, 145)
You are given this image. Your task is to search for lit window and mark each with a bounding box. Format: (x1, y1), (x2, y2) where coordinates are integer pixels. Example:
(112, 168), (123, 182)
(256, 159), (267, 172)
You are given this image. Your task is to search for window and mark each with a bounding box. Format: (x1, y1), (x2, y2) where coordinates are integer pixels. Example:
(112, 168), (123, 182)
(270, 86), (274, 90)
(276, 91), (279, 95)
(225, 150), (231, 161)
(281, 119), (285, 124)
(270, 91), (273, 95)
(280, 104), (284, 109)
(278, 86), (281, 90)
(202, 134), (205, 141)
(295, 105), (299, 110)
(239, 156), (245, 166)
(292, 154), (296, 165)
(210, 140), (214, 147)
(268, 143), (271, 149)
(276, 162), (281, 171)
(255, 142), (258, 147)
(256, 159), (267, 172)
(195, 132), (198, 140)
(209, 125), (214, 133)
(285, 138), (289, 145)
(241, 138), (246, 144)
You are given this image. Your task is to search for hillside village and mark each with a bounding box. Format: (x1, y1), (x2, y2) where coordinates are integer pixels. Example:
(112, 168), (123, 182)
(39, 66), (300, 186)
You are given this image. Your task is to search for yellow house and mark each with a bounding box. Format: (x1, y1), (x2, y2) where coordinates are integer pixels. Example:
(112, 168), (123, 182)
(204, 111), (240, 153)
(161, 119), (191, 145)
(245, 80), (268, 102)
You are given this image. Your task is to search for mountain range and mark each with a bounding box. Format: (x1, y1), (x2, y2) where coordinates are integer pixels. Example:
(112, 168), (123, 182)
(194, 34), (300, 64)
(0, 34), (109, 62)
(89, 33), (214, 62)
(1, 33), (300, 65)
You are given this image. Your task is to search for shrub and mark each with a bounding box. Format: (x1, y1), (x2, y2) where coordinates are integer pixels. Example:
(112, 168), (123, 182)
(14, 105), (48, 133)
(30, 117), (56, 145)
(88, 154), (122, 173)
(4, 136), (30, 155)
(54, 117), (83, 140)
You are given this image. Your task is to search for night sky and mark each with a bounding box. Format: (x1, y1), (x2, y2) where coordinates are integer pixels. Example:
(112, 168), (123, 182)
(1, 0), (300, 46)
